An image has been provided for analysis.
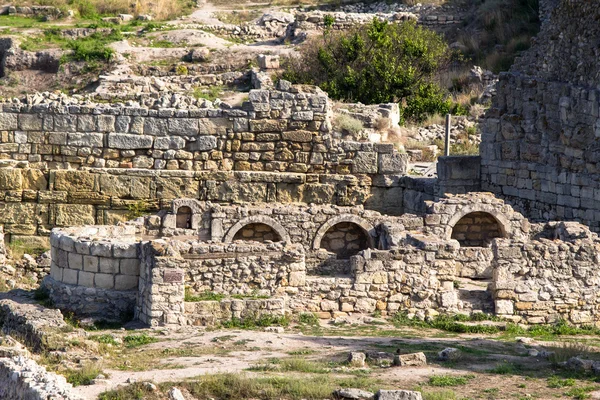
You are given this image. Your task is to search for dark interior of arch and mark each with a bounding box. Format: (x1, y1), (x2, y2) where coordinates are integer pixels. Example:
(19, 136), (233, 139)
(320, 222), (369, 259)
(232, 223), (282, 242)
(451, 212), (504, 247)
(176, 206), (193, 229)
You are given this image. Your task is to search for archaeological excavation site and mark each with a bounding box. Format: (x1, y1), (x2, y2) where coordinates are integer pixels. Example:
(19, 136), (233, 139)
(2, 0), (600, 399)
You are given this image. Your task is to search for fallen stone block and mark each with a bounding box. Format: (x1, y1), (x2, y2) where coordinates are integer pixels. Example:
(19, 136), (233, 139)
(393, 352), (427, 367)
(348, 352), (367, 367)
(376, 389), (423, 400)
(438, 347), (461, 362)
(334, 388), (375, 399)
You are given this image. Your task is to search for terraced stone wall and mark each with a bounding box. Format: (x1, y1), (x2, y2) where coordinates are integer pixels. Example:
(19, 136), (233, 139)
(0, 84), (410, 242)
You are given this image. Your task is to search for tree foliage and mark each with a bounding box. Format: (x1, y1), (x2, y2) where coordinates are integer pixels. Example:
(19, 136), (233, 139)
(282, 18), (456, 123)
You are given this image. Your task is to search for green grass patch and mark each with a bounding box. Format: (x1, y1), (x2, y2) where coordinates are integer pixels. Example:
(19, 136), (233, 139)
(8, 239), (49, 260)
(548, 376), (576, 388)
(192, 85), (223, 102)
(248, 357), (331, 374)
(65, 363), (103, 387)
(100, 373), (382, 400)
(565, 386), (596, 400)
(123, 333), (158, 348)
(428, 374), (474, 387)
(298, 312), (320, 326)
(90, 334), (119, 346)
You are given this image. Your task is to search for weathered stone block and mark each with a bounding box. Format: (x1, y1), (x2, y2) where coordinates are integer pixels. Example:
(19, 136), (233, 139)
(67, 253), (83, 270)
(55, 204), (95, 226)
(120, 258), (140, 276)
(0, 169), (22, 190)
(62, 268), (78, 285)
(115, 274), (138, 290)
(353, 152), (378, 174)
(83, 255), (99, 272)
(108, 133), (153, 149)
(95, 273), (114, 289)
(78, 270), (94, 287)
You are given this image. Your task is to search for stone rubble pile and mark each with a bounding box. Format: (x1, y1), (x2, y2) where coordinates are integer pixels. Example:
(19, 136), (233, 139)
(0, 356), (83, 400)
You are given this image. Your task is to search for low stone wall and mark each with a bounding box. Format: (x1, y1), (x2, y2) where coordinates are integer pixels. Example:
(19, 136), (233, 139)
(492, 223), (600, 324)
(183, 242), (306, 296)
(185, 297), (285, 326)
(137, 239), (304, 326)
(0, 356), (82, 400)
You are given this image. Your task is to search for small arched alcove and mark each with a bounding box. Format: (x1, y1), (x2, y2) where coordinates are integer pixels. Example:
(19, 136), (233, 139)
(176, 206), (193, 229)
(450, 211), (506, 247)
(232, 223), (282, 243)
(223, 216), (291, 244)
(319, 222), (370, 259)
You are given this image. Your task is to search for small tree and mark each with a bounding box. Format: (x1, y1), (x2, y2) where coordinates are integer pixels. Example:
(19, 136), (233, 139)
(282, 18), (455, 123)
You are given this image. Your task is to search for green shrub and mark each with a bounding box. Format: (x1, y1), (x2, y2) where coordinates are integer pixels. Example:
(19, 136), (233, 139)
(123, 333), (158, 348)
(282, 18), (455, 123)
(333, 114), (363, 136)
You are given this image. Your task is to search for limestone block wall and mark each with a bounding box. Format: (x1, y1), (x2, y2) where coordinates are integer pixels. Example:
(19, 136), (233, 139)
(44, 226), (140, 319)
(492, 230), (600, 324)
(480, 1), (600, 231)
(185, 298), (285, 326)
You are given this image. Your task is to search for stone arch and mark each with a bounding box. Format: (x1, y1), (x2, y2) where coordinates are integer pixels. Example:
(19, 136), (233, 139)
(446, 204), (511, 241)
(172, 198), (204, 215)
(312, 214), (376, 252)
(448, 209), (509, 247)
(223, 216), (290, 243)
(176, 206), (193, 229)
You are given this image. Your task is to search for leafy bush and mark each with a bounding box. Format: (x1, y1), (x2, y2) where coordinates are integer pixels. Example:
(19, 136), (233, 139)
(282, 19), (455, 123)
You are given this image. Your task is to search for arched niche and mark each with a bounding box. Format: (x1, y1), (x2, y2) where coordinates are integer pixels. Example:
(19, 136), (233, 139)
(223, 216), (290, 243)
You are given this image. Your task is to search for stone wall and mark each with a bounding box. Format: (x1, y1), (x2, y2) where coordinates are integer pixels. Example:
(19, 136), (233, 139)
(45, 226), (140, 319)
(480, 0), (600, 231)
(185, 298), (285, 326)
(0, 83), (409, 242)
(492, 222), (600, 324)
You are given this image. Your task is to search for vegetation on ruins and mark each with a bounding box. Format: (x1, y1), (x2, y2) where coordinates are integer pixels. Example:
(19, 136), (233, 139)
(282, 18), (463, 123)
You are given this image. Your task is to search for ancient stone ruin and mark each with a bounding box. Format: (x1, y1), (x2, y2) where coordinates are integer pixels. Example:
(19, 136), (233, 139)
(0, 0), (597, 333)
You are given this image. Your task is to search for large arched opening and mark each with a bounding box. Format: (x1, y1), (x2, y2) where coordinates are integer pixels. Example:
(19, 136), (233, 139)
(319, 222), (370, 259)
(450, 211), (507, 248)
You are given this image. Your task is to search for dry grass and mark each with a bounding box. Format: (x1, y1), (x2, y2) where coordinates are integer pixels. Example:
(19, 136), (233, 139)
(13, 0), (195, 20)
(213, 10), (261, 25)
(547, 341), (598, 365)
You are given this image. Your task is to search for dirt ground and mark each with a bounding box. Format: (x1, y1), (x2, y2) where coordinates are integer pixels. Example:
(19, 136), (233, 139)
(58, 315), (600, 400)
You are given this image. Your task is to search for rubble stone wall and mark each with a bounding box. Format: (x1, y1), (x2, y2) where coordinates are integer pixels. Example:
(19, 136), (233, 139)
(185, 297), (285, 326)
(492, 230), (600, 325)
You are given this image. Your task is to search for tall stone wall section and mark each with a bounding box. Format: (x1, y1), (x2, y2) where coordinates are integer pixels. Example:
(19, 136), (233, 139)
(480, 0), (600, 231)
(0, 85), (409, 242)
